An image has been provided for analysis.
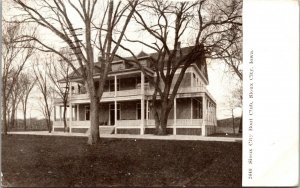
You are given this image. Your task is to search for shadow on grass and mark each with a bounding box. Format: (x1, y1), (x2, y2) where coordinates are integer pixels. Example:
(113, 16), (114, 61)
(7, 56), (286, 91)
(2, 135), (242, 187)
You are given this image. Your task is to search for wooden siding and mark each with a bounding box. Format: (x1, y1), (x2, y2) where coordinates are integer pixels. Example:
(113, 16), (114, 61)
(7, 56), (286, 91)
(111, 62), (125, 71)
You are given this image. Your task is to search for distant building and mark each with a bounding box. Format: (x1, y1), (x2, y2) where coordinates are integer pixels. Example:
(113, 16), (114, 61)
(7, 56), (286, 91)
(53, 47), (217, 136)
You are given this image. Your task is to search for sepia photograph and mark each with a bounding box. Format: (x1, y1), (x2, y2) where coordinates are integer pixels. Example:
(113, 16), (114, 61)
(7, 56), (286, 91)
(1, 0), (243, 187)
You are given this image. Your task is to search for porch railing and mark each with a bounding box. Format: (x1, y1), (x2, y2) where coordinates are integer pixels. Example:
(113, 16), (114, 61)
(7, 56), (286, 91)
(53, 120), (90, 127)
(116, 120), (141, 127)
(53, 119), (203, 128)
(146, 119), (202, 127)
(54, 86), (214, 104)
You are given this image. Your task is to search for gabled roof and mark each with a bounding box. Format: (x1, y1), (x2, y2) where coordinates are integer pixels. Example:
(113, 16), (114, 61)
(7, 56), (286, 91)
(145, 46), (208, 81)
(137, 51), (149, 58)
(64, 45), (208, 82)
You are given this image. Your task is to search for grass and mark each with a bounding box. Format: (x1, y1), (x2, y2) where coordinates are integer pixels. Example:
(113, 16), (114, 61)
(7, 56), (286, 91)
(2, 135), (242, 187)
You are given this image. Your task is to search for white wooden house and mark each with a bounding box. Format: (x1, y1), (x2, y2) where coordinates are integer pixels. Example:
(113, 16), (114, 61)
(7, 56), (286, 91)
(52, 47), (217, 136)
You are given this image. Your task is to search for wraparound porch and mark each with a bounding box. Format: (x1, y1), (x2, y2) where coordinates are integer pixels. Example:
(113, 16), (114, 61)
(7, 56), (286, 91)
(53, 118), (215, 136)
(53, 97), (217, 136)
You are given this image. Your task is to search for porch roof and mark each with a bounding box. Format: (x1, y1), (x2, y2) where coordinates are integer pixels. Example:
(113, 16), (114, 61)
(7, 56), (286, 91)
(59, 66), (154, 83)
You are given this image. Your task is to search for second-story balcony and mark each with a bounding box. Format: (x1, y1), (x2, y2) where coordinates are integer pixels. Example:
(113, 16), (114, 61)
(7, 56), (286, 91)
(54, 69), (213, 104)
(64, 85), (209, 103)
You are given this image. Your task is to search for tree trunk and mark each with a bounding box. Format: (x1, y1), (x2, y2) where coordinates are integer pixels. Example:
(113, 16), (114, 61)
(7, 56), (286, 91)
(2, 96), (8, 135)
(7, 109), (10, 132)
(10, 104), (16, 129)
(87, 95), (100, 145)
(232, 109), (235, 134)
(154, 111), (160, 134)
(156, 102), (171, 135)
(63, 103), (67, 133)
(47, 117), (52, 133)
(23, 107), (27, 131)
(238, 112), (243, 133)
(157, 116), (168, 135)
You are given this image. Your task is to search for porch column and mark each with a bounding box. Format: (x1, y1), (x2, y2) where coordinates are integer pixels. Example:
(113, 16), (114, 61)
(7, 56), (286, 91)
(202, 95), (207, 136)
(52, 106), (56, 132)
(114, 75), (117, 133)
(190, 98), (193, 125)
(173, 97), (177, 135)
(69, 104), (72, 132)
(210, 103), (212, 123)
(114, 75), (117, 97)
(114, 75), (118, 134)
(140, 72), (145, 135)
(77, 104), (79, 121)
(53, 105), (56, 121)
(190, 70), (194, 87)
(69, 82), (72, 133)
(114, 101), (117, 127)
(59, 106), (62, 121)
(146, 99), (149, 123)
(207, 103), (210, 123)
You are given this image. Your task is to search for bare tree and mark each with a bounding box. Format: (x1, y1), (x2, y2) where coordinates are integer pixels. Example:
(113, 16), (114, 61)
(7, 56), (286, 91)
(232, 81), (242, 133)
(46, 53), (71, 132)
(13, 0), (139, 144)
(211, 3), (242, 132)
(224, 83), (242, 134)
(18, 73), (37, 130)
(117, 0), (242, 134)
(1, 21), (35, 134)
(9, 75), (23, 129)
(33, 60), (54, 133)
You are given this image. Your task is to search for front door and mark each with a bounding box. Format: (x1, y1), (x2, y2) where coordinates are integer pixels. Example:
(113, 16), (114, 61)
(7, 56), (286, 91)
(110, 105), (115, 125)
(109, 103), (120, 126)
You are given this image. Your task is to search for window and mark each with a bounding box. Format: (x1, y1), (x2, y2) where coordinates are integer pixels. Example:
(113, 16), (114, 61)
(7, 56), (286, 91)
(136, 76), (141, 84)
(136, 103), (141, 119)
(136, 103), (146, 120)
(193, 98), (203, 119)
(78, 84), (81, 94)
(109, 103), (121, 125)
(199, 99), (203, 119)
(85, 105), (90, 120)
(109, 79), (120, 91)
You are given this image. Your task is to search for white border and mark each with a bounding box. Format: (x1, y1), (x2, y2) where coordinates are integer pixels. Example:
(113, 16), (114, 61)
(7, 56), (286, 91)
(243, 0), (299, 186)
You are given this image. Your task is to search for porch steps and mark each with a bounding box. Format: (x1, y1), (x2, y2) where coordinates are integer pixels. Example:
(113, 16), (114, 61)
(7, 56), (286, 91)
(85, 127), (115, 135)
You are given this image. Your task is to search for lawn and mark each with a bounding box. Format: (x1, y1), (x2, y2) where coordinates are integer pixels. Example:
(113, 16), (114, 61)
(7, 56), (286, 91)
(2, 135), (242, 187)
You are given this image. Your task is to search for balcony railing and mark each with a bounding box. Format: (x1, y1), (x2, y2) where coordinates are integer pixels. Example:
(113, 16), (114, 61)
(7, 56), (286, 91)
(54, 85), (214, 104)
(117, 89), (141, 97)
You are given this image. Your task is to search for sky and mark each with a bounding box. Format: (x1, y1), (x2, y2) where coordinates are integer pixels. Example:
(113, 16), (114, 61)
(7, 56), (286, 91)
(4, 0), (242, 120)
